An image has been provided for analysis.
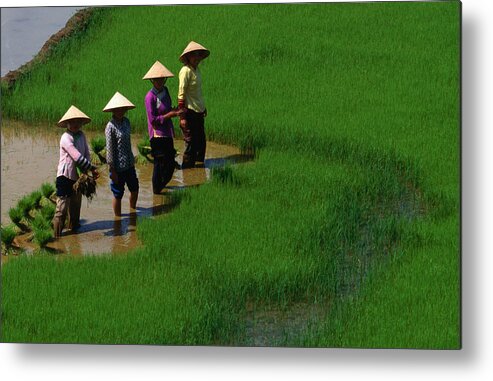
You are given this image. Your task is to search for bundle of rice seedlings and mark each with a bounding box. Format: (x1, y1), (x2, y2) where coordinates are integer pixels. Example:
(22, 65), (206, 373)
(90, 135), (106, 154)
(90, 135), (107, 164)
(32, 213), (51, 231)
(73, 173), (97, 201)
(32, 226), (54, 248)
(17, 195), (36, 220)
(40, 182), (56, 199)
(40, 203), (56, 222)
(1, 224), (17, 247)
(30, 190), (43, 209)
(137, 137), (153, 163)
(31, 213), (54, 248)
(9, 207), (23, 227)
(31, 213), (55, 247)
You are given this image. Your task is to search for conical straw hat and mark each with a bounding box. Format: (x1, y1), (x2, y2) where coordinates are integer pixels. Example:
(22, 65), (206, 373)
(179, 41), (210, 63)
(57, 105), (91, 127)
(142, 61), (174, 80)
(103, 91), (136, 112)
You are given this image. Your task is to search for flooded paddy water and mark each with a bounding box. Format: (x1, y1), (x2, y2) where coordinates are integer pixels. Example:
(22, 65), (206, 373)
(1, 120), (249, 259)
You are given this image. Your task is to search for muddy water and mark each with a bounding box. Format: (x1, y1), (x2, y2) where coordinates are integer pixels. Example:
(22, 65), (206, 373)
(1, 120), (248, 257)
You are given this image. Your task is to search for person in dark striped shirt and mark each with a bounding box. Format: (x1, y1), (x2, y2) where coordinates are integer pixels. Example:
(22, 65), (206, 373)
(103, 92), (139, 217)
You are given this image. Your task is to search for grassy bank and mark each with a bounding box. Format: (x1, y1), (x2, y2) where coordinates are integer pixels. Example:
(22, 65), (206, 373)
(1, 2), (460, 347)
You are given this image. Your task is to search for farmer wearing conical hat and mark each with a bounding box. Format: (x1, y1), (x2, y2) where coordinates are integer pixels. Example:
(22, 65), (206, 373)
(177, 41), (210, 168)
(103, 92), (139, 217)
(143, 61), (184, 194)
(53, 106), (99, 237)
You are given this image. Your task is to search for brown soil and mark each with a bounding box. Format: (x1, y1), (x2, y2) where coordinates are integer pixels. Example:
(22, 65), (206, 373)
(1, 8), (95, 89)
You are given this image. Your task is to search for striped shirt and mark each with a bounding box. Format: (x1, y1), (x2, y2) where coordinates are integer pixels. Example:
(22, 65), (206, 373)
(56, 130), (93, 181)
(105, 117), (135, 172)
(178, 65), (206, 113)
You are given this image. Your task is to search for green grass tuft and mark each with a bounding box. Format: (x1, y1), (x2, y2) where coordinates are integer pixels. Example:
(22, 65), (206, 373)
(39, 203), (56, 222)
(30, 190), (43, 209)
(211, 164), (241, 186)
(1, 224), (17, 247)
(32, 227), (54, 248)
(8, 207), (23, 226)
(90, 135), (106, 154)
(40, 182), (56, 199)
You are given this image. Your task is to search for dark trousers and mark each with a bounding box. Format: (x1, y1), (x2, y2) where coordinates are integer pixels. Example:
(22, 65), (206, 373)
(180, 110), (206, 168)
(54, 176), (81, 235)
(150, 137), (176, 194)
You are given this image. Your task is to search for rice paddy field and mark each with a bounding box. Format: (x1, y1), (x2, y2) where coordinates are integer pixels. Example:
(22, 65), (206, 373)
(0, 2), (460, 348)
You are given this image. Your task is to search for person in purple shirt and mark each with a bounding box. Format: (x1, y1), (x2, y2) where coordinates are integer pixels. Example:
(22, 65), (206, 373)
(143, 61), (183, 194)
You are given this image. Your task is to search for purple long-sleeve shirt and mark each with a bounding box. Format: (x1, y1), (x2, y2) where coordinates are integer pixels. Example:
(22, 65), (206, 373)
(144, 86), (175, 139)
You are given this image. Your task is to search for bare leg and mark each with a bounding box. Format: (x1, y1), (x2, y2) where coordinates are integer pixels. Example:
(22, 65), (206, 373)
(113, 197), (122, 217)
(130, 191), (138, 210)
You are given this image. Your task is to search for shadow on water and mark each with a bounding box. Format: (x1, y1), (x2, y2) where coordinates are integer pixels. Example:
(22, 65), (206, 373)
(204, 153), (256, 168)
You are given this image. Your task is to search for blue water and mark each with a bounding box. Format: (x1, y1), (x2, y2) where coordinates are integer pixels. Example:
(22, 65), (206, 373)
(1, 7), (82, 76)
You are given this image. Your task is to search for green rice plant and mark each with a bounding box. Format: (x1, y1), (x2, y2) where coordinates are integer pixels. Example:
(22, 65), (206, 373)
(8, 207), (23, 227)
(90, 135), (107, 164)
(40, 182), (55, 199)
(29, 190), (43, 209)
(31, 213), (54, 248)
(32, 226), (54, 248)
(90, 135), (106, 154)
(211, 164), (241, 186)
(31, 213), (52, 232)
(17, 195), (36, 220)
(137, 136), (153, 163)
(40, 203), (56, 223)
(1, 224), (17, 247)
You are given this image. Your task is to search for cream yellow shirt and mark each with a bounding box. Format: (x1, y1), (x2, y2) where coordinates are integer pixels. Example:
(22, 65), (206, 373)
(178, 65), (206, 113)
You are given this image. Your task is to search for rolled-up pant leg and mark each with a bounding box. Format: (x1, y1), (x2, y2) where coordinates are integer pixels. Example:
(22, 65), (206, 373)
(53, 196), (70, 238)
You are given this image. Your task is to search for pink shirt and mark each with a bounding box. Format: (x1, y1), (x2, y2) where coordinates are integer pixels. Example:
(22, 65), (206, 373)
(56, 131), (92, 181)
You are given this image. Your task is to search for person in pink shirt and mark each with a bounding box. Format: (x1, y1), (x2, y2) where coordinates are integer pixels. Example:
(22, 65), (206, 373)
(53, 106), (99, 237)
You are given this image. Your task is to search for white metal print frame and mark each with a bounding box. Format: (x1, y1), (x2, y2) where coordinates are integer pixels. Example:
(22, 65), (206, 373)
(0, 1), (461, 349)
